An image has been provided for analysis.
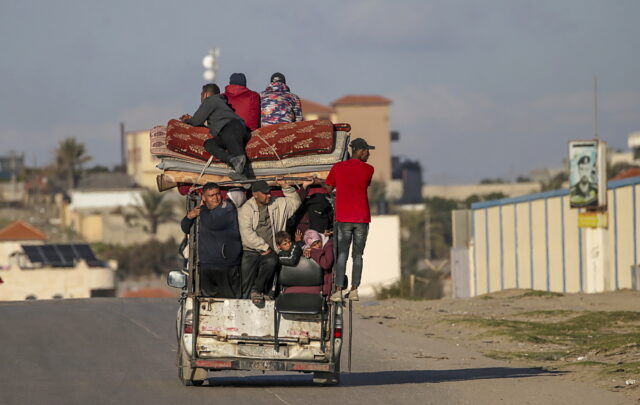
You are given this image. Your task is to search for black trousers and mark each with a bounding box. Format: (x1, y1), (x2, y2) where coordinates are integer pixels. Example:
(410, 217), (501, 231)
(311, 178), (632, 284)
(200, 266), (241, 298)
(203, 119), (250, 163)
(240, 250), (278, 298)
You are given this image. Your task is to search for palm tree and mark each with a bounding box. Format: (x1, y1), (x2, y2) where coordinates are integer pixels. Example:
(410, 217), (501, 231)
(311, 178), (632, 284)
(54, 137), (91, 190)
(133, 189), (176, 235)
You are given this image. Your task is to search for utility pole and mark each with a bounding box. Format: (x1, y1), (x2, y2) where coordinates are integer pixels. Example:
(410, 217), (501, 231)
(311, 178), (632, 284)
(120, 122), (126, 172)
(594, 76), (599, 140)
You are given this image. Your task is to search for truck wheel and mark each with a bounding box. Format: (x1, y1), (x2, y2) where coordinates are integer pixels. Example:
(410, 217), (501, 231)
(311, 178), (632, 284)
(313, 359), (340, 386)
(177, 341), (207, 386)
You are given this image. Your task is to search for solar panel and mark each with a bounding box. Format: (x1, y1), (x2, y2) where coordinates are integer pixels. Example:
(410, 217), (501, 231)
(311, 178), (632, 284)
(22, 245), (45, 264)
(21, 243), (104, 268)
(56, 244), (77, 265)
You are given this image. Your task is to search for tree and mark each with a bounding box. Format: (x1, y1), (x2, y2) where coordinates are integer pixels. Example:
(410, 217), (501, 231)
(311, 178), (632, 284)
(131, 189), (176, 235)
(540, 172), (568, 192)
(54, 137), (91, 190)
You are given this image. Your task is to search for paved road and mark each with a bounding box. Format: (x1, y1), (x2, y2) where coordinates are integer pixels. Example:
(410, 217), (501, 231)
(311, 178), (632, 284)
(0, 299), (628, 405)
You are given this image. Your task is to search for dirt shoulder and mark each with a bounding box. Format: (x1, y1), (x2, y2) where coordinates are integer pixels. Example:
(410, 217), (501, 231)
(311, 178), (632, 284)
(358, 289), (640, 401)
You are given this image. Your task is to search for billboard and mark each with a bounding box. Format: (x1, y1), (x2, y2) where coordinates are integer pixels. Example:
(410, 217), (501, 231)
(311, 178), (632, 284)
(568, 140), (607, 209)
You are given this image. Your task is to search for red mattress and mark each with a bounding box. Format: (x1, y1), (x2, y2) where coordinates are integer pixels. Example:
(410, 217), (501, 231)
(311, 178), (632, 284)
(165, 119), (338, 162)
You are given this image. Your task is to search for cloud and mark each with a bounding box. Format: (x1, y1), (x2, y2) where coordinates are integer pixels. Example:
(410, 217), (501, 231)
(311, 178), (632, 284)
(389, 86), (640, 183)
(0, 102), (184, 167)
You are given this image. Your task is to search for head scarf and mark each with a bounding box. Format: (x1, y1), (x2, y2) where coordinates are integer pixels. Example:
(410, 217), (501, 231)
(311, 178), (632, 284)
(227, 188), (247, 208)
(303, 229), (322, 249)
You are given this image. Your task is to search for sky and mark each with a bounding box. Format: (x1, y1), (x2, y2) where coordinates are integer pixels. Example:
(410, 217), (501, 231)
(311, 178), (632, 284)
(1, 0), (639, 184)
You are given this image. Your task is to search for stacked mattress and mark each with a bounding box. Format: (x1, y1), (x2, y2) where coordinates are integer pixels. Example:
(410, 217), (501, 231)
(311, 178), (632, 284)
(151, 119), (350, 191)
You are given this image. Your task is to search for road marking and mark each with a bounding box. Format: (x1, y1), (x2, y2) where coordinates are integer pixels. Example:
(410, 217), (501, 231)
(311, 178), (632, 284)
(265, 388), (293, 405)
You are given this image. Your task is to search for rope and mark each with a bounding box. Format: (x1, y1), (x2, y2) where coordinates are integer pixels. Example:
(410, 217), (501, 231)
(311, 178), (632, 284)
(189, 155), (214, 193)
(254, 133), (299, 188)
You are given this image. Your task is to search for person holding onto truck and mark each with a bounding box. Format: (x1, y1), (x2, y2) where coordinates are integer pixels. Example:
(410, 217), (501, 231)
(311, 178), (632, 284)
(223, 73), (260, 131)
(320, 138), (375, 302)
(275, 230), (304, 266)
(181, 83), (250, 176)
(238, 179), (309, 305)
(260, 72), (303, 126)
(275, 229), (333, 296)
(181, 182), (242, 298)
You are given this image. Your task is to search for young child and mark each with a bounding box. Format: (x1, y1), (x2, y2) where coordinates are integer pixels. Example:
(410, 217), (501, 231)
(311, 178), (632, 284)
(276, 230), (304, 266)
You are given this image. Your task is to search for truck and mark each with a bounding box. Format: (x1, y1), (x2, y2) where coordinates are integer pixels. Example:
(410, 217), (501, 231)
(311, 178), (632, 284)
(167, 180), (345, 386)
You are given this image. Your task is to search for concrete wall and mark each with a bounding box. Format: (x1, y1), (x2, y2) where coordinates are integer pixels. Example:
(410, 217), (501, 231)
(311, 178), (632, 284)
(453, 177), (640, 297)
(347, 215), (401, 297)
(423, 182), (540, 201)
(0, 260), (116, 301)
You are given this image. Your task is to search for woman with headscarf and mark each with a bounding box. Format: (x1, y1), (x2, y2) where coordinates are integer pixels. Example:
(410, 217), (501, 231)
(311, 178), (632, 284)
(302, 229), (334, 296)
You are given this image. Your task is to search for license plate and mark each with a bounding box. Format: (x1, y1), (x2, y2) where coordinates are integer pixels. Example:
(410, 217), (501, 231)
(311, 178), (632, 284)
(238, 344), (289, 358)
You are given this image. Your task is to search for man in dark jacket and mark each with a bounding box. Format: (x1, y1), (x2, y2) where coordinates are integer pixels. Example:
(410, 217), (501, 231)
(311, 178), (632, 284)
(181, 182), (243, 298)
(224, 73), (260, 131)
(181, 83), (249, 175)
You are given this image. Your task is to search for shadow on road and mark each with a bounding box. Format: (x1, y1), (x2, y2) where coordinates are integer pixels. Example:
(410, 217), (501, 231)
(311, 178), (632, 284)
(206, 367), (565, 387)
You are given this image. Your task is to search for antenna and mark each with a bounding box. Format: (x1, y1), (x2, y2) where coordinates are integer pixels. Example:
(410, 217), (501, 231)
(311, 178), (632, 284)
(202, 48), (220, 83)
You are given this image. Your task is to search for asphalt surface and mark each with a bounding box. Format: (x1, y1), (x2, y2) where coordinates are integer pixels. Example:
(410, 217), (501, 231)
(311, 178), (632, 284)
(0, 298), (628, 405)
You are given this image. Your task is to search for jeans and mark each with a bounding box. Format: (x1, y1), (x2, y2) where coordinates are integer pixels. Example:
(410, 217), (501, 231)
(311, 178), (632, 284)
(335, 222), (369, 289)
(203, 119), (250, 163)
(200, 266), (241, 298)
(240, 250), (278, 298)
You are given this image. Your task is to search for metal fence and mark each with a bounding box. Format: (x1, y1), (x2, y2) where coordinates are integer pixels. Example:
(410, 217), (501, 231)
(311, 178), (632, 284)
(452, 177), (640, 297)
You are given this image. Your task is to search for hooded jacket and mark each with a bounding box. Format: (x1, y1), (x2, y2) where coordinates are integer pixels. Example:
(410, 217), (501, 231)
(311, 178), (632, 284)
(224, 84), (261, 131)
(260, 82), (303, 126)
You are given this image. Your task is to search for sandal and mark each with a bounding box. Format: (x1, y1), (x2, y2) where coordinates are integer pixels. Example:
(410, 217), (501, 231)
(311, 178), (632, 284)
(250, 291), (264, 306)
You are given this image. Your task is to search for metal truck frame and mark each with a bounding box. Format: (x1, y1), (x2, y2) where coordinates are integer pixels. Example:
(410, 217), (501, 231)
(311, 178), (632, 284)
(168, 182), (344, 386)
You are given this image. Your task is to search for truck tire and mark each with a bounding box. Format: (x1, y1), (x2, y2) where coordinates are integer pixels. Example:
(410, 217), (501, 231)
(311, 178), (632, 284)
(177, 340), (207, 386)
(313, 359), (340, 386)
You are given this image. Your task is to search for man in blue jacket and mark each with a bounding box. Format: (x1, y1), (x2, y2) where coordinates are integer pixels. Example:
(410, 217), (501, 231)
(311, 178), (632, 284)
(181, 182), (243, 298)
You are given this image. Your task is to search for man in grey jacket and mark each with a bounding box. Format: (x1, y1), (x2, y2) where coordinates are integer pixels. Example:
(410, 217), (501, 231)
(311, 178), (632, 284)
(181, 83), (249, 175)
(238, 179), (308, 303)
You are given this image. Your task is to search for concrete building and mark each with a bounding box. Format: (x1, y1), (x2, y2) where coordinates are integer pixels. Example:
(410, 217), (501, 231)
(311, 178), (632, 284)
(331, 95), (393, 183)
(0, 221), (116, 301)
(63, 189), (183, 245)
(423, 182), (541, 201)
(126, 129), (160, 190)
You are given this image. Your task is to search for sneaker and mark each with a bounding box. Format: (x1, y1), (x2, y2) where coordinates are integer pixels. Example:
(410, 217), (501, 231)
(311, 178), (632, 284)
(330, 289), (343, 303)
(229, 155), (246, 174)
(347, 289), (359, 301)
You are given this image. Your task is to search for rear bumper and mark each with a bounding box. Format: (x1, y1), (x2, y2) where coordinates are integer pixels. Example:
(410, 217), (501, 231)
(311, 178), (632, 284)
(193, 358), (337, 372)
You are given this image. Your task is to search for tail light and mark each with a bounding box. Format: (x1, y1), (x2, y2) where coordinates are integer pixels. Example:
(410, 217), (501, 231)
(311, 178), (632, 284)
(333, 328), (342, 338)
(183, 310), (193, 334)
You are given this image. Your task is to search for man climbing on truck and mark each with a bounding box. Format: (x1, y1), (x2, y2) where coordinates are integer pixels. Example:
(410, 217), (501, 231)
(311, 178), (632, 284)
(181, 83), (250, 176)
(320, 138), (375, 302)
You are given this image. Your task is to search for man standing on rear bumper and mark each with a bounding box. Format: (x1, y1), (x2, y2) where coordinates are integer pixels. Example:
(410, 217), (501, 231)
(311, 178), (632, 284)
(181, 182), (243, 298)
(322, 138), (375, 302)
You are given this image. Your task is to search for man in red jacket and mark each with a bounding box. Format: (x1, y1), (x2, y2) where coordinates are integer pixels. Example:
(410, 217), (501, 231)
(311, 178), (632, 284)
(224, 73), (260, 131)
(321, 138), (375, 302)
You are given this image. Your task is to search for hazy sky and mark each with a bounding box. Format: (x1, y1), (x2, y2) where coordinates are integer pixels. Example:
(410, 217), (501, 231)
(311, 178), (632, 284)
(1, 0), (639, 184)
